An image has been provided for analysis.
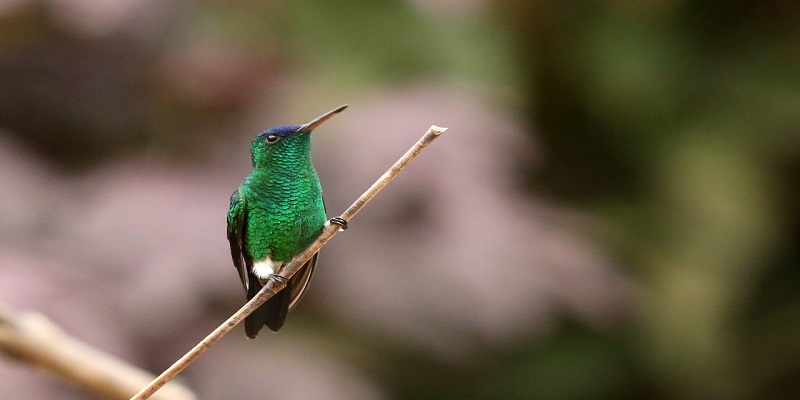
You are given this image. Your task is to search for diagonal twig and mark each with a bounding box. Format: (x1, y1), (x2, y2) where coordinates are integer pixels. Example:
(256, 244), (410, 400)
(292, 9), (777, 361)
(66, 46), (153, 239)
(0, 303), (196, 400)
(131, 124), (447, 400)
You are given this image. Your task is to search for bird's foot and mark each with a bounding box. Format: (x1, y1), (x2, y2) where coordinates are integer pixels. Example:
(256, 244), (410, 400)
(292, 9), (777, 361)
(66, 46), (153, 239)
(268, 274), (288, 286)
(328, 217), (348, 231)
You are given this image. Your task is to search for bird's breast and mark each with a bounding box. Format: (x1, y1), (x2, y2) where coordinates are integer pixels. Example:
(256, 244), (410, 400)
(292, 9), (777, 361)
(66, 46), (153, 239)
(243, 177), (326, 262)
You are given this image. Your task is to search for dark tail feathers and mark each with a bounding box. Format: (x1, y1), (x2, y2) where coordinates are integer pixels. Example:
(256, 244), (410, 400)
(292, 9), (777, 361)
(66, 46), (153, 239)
(244, 273), (292, 338)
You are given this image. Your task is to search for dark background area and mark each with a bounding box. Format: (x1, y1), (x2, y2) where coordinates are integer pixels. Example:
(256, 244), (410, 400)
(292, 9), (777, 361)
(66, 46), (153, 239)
(1, 1), (799, 399)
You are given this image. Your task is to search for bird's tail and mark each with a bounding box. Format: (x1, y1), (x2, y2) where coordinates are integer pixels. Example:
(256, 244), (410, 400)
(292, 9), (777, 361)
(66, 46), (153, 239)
(244, 273), (292, 338)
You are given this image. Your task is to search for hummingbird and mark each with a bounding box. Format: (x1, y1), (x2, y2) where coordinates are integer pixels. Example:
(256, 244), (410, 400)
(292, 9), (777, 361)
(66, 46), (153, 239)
(227, 105), (347, 338)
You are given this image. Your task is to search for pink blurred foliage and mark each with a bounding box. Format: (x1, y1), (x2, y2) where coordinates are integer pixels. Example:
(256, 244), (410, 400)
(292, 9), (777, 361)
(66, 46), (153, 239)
(311, 84), (634, 359)
(0, 83), (634, 397)
(0, 133), (387, 399)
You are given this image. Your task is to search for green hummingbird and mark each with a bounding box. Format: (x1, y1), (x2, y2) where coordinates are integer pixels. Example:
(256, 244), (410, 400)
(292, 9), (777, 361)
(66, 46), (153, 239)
(227, 105), (348, 338)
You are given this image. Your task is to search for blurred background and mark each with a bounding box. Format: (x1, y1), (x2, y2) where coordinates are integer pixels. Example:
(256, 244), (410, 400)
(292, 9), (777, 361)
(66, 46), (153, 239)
(1, 1), (799, 399)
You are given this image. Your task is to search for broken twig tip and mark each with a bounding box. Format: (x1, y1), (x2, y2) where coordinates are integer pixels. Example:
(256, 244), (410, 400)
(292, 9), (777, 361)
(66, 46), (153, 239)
(429, 125), (447, 135)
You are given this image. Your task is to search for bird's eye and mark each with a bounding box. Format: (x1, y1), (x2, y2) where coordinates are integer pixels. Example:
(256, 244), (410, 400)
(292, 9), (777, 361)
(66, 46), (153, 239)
(265, 134), (280, 144)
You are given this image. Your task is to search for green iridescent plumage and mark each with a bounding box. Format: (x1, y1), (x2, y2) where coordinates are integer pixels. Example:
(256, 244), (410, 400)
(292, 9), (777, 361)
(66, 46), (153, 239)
(227, 105), (346, 338)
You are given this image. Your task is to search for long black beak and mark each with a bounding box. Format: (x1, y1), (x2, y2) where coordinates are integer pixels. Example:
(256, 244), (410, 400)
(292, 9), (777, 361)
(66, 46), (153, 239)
(296, 104), (348, 133)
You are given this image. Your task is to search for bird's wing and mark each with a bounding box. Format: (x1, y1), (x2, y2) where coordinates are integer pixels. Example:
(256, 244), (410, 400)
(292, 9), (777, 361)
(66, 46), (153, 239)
(288, 200), (325, 310)
(227, 188), (248, 292)
(288, 252), (319, 310)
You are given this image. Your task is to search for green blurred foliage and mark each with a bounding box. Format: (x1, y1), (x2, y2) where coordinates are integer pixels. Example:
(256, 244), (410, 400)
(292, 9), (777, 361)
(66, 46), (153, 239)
(184, 1), (517, 93)
(500, 1), (800, 399)
(347, 320), (649, 400)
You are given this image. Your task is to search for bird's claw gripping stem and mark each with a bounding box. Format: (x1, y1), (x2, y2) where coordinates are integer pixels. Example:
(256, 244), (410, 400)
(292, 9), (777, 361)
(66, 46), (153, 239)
(268, 274), (288, 286)
(328, 217), (348, 230)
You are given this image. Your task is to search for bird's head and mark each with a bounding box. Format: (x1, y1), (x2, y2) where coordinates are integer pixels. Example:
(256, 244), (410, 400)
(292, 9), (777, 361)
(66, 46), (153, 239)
(250, 104), (347, 168)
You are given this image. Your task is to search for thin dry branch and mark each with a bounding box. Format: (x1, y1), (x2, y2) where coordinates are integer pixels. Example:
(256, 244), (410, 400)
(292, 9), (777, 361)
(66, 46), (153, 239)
(0, 303), (196, 400)
(131, 125), (447, 400)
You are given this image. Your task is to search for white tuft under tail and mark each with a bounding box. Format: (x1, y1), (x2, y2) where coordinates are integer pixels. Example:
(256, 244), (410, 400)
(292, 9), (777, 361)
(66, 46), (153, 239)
(252, 256), (285, 281)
